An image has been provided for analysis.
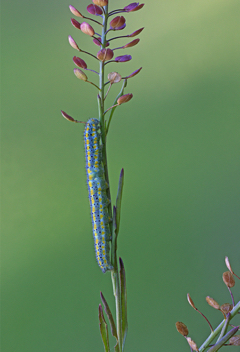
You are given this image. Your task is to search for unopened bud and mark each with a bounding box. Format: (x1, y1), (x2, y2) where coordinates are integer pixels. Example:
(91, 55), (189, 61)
(186, 337), (199, 352)
(229, 335), (240, 346)
(124, 2), (144, 12)
(220, 303), (233, 315)
(74, 68), (88, 81)
(115, 55), (132, 63)
(123, 38), (140, 48)
(187, 293), (196, 310)
(129, 27), (144, 37)
(80, 22), (95, 36)
(69, 5), (84, 17)
(93, 37), (109, 47)
(97, 48), (114, 61)
(225, 257), (234, 274)
(73, 56), (87, 69)
(68, 36), (80, 51)
(87, 4), (103, 15)
(71, 18), (81, 30)
(206, 296), (220, 310)
(108, 72), (121, 83)
(126, 67), (142, 78)
(223, 271), (235, 288)
(61, 110), (75, 122)
(110, 16), (126, 29)
(175, 322), (188, 336)
(92, 0), (108, 6)
(117, 93), (133, 105)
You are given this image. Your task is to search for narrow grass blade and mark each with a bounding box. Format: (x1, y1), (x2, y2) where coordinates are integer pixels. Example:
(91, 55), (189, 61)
(98, 304), (110, 352)
(111, 206), (117, 267)
(116, 168), (124, 235)
(100, 292), (118, 340)
(119, 257), (128, 349)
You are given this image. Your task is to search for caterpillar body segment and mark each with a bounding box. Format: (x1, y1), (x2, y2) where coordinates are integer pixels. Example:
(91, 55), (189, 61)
(84, 118), (113, 273)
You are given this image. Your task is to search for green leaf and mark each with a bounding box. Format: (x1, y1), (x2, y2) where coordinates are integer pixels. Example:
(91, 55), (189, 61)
(111, 206), (117, 267)
(98, 304), (110, 352)
(119, 257), (128, 349)
(100, 292), (118, 340)
(116, 168), (124, 235)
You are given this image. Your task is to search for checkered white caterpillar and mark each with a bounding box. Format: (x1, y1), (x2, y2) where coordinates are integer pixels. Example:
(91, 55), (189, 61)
(84, 118), (113, 273)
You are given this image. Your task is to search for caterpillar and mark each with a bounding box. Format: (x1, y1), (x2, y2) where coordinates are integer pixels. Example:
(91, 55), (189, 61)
(84, 118), (113, 273)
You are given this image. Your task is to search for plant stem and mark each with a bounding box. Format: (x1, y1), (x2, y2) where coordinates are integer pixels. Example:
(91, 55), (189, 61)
(199, 301), (240, 351)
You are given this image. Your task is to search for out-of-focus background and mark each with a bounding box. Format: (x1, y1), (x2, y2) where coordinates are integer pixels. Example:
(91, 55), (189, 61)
(1, 0), (240, 351)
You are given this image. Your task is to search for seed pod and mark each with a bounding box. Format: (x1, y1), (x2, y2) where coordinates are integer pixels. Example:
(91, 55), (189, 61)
(93, 37), (109, 47)
(87, 4), (103, 15)
(124, 3), (144, 12)
(175, 322), (188, 336)
(223, 271), (235, 288)
(220, 303), (233, 315)
(71, 18), (81, 30)
(115, 55), (132, 63)
(123, 39), (140, 48)
(129, 27), (144, 37)
(73, 56), (87, 69)
(126, 67), (142, 78)
(229, 335), (240, 346)
(69, 5), (84, 17)
(186, 337), (199, 352)
(80, 22), (95, 36)
(225, 257), (234, 274)
(206, 296), (220, 310)
(187, 293), (196, 310)
(110, 16), (126, 29)
(97, 48), (114, 61)
(92, 0), (108, 6)
(74, 68), (88, 81)
(68, 36), (80, 51)
(117, 93), (133, 105)
(108, 72), (121, 84)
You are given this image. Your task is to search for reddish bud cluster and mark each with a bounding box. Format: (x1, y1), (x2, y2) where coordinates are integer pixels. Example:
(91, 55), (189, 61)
(87, 4), (103, 15)
(97, 48), (114, 61)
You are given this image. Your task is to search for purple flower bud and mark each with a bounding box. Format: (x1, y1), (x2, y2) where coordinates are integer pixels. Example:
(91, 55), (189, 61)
(129, 27), (144, 37)
(73, 56), (87, 69)
(110, 16), (126, 29)
(87, 4), (103, 16)
(71, 18), (81, 30)
(97, 48), (114, 61)
(117, 93), (133, 105)
(80, 22), (95, 36)
(69, 5), (84, 17)
(126, 67), (142, 78)
(93, 37), (109, 47)
(124, 2), (144, 12)
(123, 38), (140, 48)
(68, 36), (80, 51)
(115, 55), (132, 63)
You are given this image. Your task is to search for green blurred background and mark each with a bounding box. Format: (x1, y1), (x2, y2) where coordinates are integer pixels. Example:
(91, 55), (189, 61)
(1, 0), (240, 351)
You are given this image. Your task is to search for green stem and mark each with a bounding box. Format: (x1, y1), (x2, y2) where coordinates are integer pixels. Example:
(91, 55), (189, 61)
(199, 301), (240, 351)
(98, 6), (123, 351)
